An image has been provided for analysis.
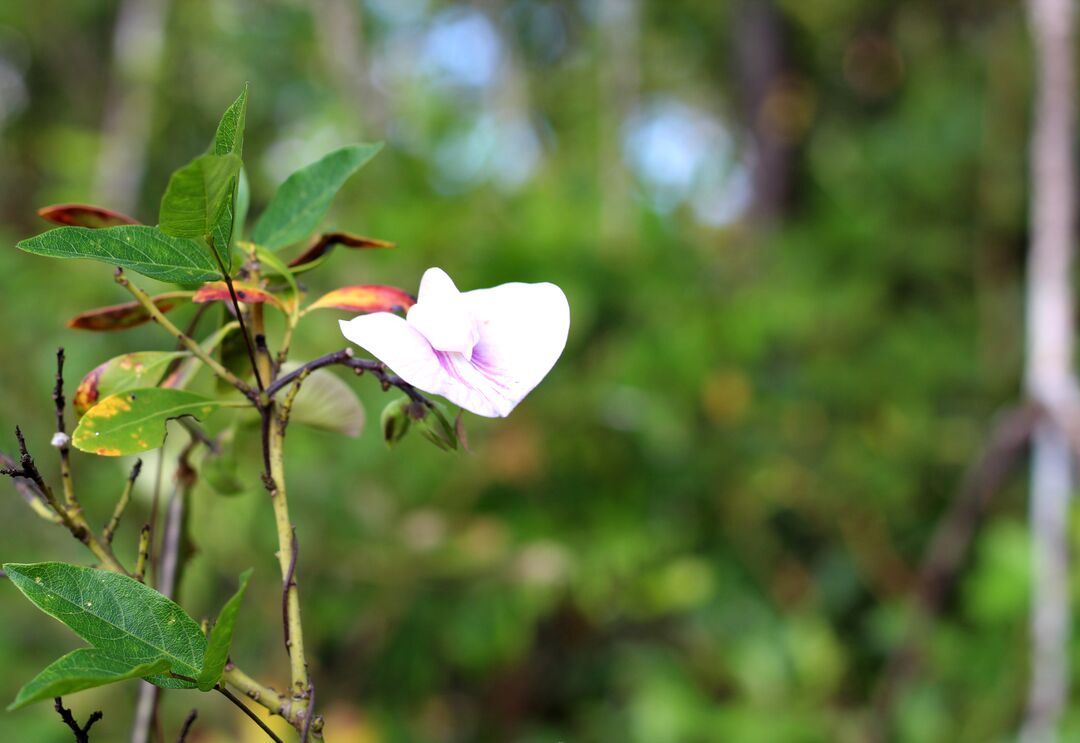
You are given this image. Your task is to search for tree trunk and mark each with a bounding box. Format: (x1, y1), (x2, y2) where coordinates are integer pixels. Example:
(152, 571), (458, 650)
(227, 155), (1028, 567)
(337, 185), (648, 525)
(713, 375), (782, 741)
(1021, 0), (1076, 739)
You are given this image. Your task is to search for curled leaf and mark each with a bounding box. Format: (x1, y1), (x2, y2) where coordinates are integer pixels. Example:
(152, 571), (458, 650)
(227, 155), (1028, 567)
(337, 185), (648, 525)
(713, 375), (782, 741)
(193, 281), (284, 311)
(66, 292), (192, 331)
(288, 231), (395, 270)
(306, 285), (415, 315)
(38, 203), (140, 228)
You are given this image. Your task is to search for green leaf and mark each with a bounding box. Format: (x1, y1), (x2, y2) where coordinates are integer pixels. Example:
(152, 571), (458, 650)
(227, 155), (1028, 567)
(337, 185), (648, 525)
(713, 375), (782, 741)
(74, 351), (190, 417)
(281, 363), (365, 437)
(197, 568), (252, 691)
(3, 563), (206, 688)
(72, 388), (223, 456)
(252, 143), (383, 250)
(159, 153), (243, 270)
(9, 648), (169, 710)
(255, 245), (299, 298)
(17, 225), (221, 284)
(213, 84), (248, 157)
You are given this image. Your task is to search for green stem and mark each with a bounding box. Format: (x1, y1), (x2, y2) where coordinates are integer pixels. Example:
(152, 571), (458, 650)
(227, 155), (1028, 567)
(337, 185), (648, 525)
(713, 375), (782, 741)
(115, 271), (257, 401)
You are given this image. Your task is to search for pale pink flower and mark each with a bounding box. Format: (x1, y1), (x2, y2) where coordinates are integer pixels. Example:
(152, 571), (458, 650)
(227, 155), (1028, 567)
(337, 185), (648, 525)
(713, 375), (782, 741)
(339, 267), (570, 417)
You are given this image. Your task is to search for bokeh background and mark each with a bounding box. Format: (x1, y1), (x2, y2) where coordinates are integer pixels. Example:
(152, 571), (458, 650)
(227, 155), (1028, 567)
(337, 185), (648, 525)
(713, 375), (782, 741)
(0, 0), (1055, 741)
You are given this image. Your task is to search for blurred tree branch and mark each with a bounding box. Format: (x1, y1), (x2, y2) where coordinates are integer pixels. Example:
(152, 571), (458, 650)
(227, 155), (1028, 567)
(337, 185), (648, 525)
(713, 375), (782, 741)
(1021, 0), (1076, 738)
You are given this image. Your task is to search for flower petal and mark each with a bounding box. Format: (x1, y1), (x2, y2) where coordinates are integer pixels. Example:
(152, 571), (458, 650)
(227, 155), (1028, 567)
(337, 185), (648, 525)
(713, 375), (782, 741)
(406, 267), (480, 355)
(340, 275), (570, 419)
(455, 280), (570, 417)
(338, 313), (445, 393)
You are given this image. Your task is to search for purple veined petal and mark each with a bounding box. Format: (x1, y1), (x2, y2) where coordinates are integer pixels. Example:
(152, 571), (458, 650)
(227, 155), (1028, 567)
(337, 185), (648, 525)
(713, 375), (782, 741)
(340, 274), (570, 419)
(338, 313), (446, 393)
(456, 280), (571, 417)
(406, 267), (480, 356)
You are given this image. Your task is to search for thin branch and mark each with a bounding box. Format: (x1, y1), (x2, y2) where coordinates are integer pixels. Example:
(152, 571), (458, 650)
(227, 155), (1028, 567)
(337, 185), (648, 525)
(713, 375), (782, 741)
(54, 697), (103, 743)
(212, 245), (265, 393)
(300, 676), (316, 743)
(104, 459), (142, 544)
(53, 347), (76, 509)
(134, 524), (150, 582)
(265, 347), (432, 407)
(0, 451), (62, 524)
(1, 428), (126, 573)
(115, 270), (258, 402)
(216, 685), (285, 743)
(175, 709), (197, 743)
(874, 403), (1040, 729)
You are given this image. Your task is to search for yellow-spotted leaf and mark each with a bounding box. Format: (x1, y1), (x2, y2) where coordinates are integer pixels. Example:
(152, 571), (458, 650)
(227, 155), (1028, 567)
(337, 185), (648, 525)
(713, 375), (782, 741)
(73, 388), (223, 456)
(74, 352), (190, 417)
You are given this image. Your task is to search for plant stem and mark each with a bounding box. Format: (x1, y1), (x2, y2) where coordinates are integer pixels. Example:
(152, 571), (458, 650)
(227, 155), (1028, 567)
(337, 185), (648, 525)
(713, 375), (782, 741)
(264, 405), (309, 701)
(104, 459), (141, 544)
(53, 348), (77, 511)
(115, 270), (257, 402)
(265, 347), (433, 407)
(209, 238), (265, 393)
(2, 427), (127, 573)
(215, 686), (284, 743)
(250, 302), (275, 385)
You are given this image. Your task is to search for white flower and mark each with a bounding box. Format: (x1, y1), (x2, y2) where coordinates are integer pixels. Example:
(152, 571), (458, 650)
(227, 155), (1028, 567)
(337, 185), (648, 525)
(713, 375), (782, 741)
(339, 267), (570, 417)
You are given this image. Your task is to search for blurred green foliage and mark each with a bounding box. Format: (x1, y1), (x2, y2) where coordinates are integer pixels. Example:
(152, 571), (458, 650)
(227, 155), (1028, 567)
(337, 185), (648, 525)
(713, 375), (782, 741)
(0, 0), (1063, 741)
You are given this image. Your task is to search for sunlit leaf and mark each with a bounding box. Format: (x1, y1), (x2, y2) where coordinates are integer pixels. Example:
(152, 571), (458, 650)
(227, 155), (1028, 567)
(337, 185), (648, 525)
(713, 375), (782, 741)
(196, 568), (252, 691)
(159, 153), (242, 270)
(212, 84), (248, 157)
(209, 85), (249, 259)
(193, 281), (285, 311)
(3, 562), (206, 689)
(37, 203), (140, 229)
(72, 388), (224, 456)
(9, 648), (169, 710)
(287, 231), (395, 270)
(18, 226), (221, 284)
(252, 143), (383, 250)
(74, 351), (190, 417)
(306, 285), (415, 314)
(66, 292), (192, 331)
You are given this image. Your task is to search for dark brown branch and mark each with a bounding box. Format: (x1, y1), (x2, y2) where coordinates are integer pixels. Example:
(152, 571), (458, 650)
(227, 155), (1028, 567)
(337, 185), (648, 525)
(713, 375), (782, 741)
(54, 697), (102, 743)
(265, 348), (432, 407)
(216, 685), (285, 743)
(176, 709), (198, 743)
(53, 348), (67, 436)
(211, 241), (265, 393)
(1, 427), (89, 544)
(300, 677), (316, 743)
